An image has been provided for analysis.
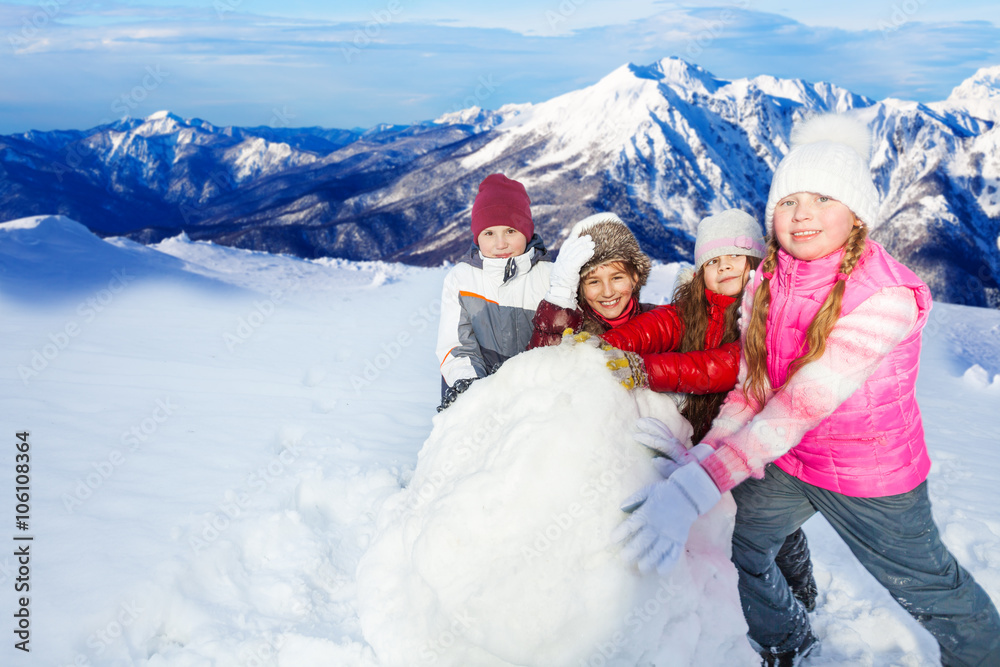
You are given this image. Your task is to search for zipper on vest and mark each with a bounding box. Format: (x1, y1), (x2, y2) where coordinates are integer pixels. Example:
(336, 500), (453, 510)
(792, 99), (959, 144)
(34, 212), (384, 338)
(767, 259), (796, 387)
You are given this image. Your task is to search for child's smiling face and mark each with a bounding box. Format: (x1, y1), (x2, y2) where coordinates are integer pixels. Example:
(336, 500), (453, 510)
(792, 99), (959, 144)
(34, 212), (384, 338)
(581, 262), (637, 320)
(772, 192), (858, 261)
(477, 226), (528, 259)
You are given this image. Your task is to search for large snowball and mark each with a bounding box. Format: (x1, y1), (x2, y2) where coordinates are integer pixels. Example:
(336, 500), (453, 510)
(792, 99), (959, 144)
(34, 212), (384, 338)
(357, 341), (756, 666)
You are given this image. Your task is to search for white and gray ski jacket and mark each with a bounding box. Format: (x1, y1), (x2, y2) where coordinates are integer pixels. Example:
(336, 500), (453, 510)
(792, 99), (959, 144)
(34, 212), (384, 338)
(435, 236), (552, 388)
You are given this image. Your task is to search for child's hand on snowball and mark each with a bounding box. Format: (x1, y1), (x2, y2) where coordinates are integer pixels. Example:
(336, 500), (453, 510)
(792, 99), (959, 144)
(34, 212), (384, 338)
(633, 417), (713, 464)
(560, 331), (649, 391)
(612, 461), (722, 575)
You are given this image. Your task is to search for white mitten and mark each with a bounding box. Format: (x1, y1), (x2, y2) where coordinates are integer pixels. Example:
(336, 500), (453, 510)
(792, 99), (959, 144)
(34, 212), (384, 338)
(612, 461), (721, 575)
(545, 235), (595, 309)
(633, 417), (713, 464)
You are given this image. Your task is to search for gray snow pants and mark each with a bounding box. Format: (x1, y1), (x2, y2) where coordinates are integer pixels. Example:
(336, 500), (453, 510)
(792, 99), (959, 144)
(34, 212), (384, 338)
(730, 464), (1000, 667)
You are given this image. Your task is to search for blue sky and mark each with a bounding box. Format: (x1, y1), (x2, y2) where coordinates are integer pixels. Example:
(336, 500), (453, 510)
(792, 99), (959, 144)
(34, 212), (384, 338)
(1, 0), (998, 134)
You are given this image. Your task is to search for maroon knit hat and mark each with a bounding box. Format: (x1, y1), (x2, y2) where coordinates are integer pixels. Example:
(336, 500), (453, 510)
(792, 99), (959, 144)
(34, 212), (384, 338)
(470, 174), (534, 241)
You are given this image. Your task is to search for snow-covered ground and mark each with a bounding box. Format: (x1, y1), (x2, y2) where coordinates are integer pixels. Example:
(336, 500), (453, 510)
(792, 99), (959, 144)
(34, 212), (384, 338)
(1, 215), (998, 666)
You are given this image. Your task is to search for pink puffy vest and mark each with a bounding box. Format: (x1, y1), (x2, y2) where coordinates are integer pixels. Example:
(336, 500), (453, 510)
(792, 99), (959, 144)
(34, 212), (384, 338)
(763, 241), (933, 497)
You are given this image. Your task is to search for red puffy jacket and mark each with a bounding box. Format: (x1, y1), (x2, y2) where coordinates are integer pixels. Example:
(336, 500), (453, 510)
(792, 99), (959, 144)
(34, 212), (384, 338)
(529, 290), (739, 395)
(527, 296), (651, 349)
(600, 289), (739, 395)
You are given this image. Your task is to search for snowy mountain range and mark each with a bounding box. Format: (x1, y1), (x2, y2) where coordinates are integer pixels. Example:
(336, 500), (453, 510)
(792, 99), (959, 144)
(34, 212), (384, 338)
(1, 57), (998, 307)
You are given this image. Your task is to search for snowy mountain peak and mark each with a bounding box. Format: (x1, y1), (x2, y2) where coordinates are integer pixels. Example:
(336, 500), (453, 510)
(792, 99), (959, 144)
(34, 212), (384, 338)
(434, 105), (486, 124)
(135, 110), (187, 137)
(145, 110), (177, 122)
(595, 58), (724, 99)
(489, 61), (674, 154)
(646, 56), (725, 95)
(434, 104), (531, 133)
(934, 66), (1000, 123)
(948, 65), (1000, 100)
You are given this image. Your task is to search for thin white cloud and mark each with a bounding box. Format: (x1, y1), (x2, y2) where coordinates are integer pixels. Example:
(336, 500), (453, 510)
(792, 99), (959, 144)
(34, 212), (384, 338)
(0, 2), (997, 133)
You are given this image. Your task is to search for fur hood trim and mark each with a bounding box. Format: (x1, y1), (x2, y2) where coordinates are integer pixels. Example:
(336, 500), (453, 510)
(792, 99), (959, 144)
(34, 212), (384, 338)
(568, 213), (651, 290)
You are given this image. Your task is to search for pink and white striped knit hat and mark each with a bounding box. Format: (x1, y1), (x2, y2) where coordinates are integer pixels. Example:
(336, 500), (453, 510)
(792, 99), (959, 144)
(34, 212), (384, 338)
(693, 209), (765, 269)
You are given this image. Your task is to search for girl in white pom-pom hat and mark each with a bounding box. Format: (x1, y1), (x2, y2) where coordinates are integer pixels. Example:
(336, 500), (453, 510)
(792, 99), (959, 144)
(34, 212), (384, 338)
(611, 114), (1000, 666)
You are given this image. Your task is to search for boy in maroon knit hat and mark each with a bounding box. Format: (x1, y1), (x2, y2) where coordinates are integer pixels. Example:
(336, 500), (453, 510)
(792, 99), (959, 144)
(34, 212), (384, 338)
(435, 174), (558, 410)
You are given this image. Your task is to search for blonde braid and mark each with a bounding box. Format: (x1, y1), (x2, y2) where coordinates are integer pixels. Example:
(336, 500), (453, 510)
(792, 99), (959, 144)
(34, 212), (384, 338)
(785, 223), (869, 381)
(742, 236), (781, 411)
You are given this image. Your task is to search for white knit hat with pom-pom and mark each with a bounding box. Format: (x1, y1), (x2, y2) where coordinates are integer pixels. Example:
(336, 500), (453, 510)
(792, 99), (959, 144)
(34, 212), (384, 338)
(765, 113), (879, 230)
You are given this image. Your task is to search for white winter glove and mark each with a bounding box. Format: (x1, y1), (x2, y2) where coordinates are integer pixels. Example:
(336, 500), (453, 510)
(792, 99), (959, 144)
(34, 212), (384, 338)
(633, 417), (714, 465)
(545, 234), (596, 309)
(611, 461), (722, 575)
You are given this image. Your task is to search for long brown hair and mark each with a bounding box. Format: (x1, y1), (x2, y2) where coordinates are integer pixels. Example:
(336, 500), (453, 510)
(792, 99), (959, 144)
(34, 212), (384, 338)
(674, 256), (761, 442)
(742, 224), (869, 410)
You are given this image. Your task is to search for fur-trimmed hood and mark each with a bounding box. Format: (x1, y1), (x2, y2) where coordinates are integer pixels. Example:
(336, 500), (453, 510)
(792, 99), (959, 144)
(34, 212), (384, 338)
(567, 213), (651, 290)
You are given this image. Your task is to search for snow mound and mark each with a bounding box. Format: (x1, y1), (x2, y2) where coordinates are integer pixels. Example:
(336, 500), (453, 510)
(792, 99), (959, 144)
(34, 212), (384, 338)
(356, 341), (756, 667)
(0, 214), (236, 301)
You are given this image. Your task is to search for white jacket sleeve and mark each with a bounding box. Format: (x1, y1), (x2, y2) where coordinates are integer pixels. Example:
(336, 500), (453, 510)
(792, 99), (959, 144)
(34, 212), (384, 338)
(435, 269), (480, 386)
